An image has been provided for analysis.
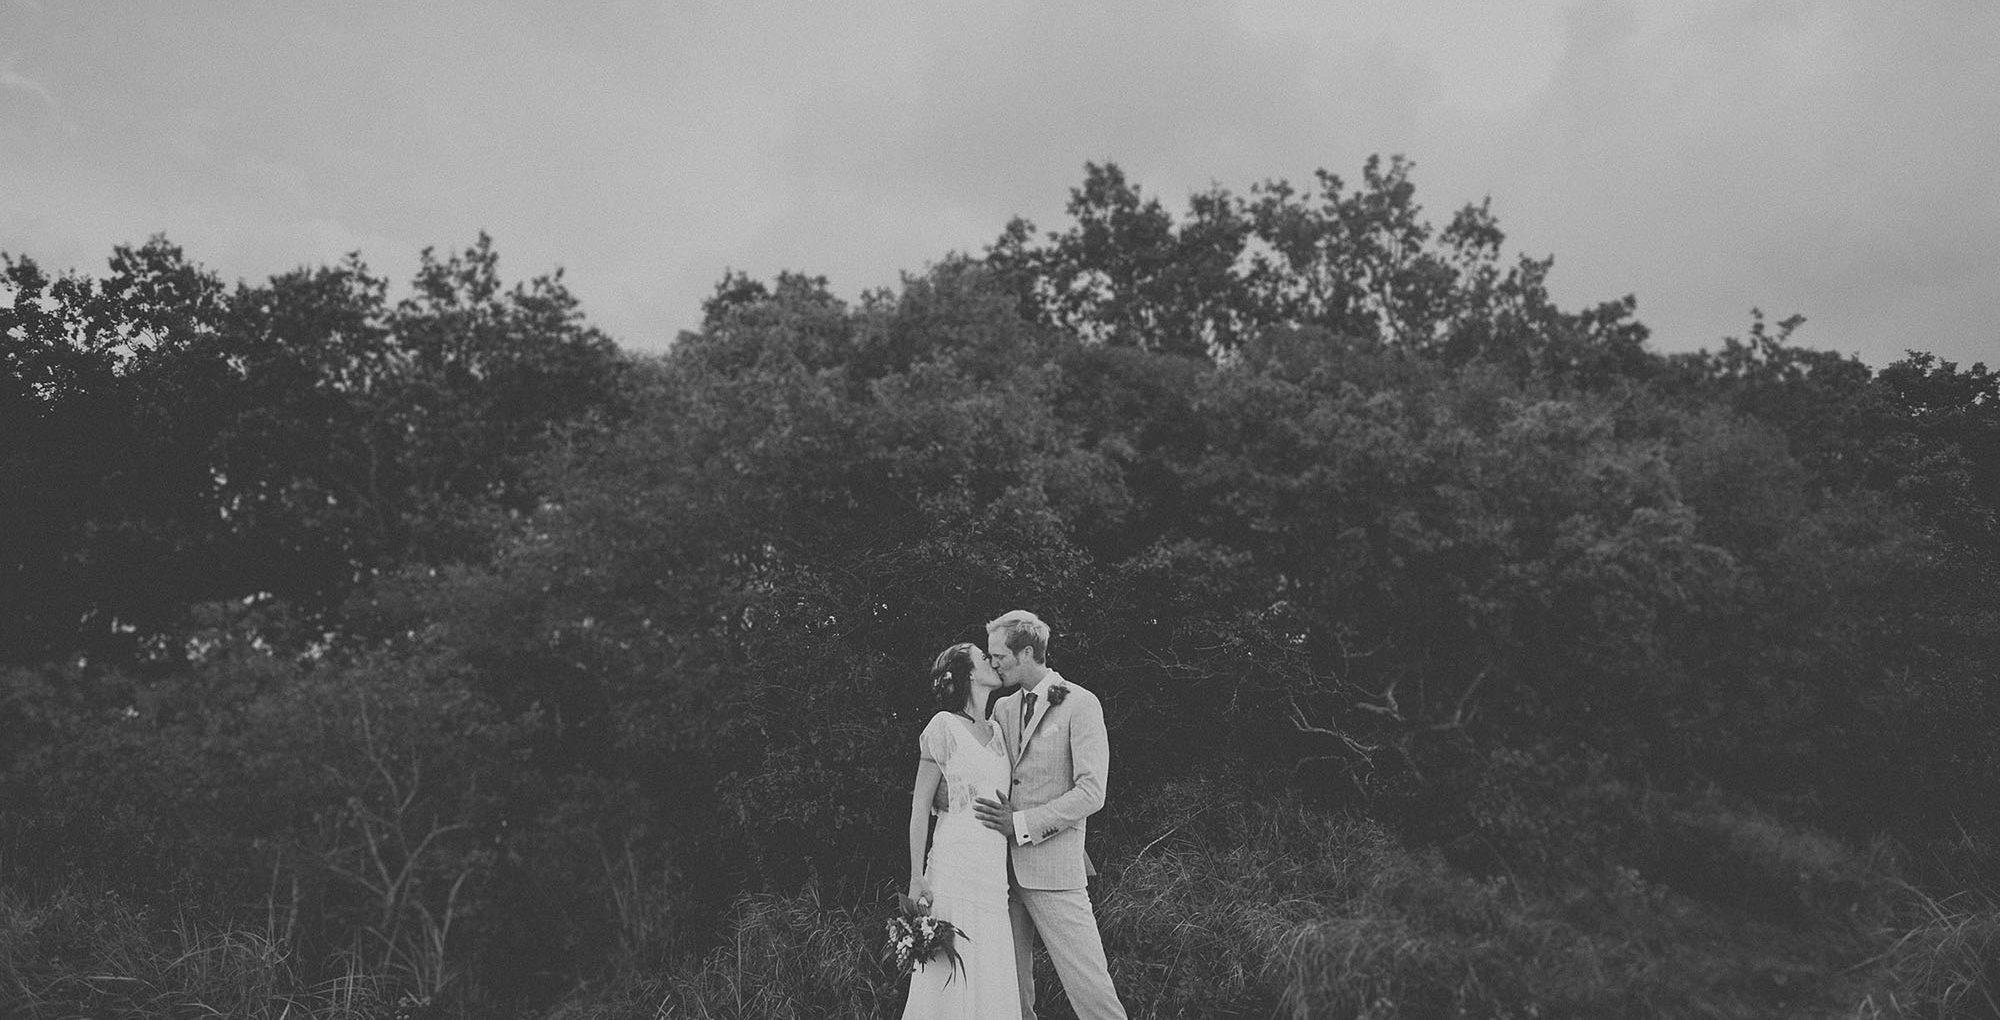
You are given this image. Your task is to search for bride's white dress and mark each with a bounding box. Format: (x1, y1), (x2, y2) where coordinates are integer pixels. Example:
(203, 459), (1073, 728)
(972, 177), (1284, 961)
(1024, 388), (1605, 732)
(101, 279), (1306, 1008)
(903, 711), (1018, 1019)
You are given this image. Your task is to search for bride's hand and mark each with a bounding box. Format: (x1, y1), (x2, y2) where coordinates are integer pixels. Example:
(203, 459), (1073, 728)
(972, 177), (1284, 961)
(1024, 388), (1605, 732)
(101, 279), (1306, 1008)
(908, 875), (934, 910)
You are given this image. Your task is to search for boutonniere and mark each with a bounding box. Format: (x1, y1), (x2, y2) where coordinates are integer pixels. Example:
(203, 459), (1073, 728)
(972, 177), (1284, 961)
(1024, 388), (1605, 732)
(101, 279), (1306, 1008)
(1046, 682), (1070, 707)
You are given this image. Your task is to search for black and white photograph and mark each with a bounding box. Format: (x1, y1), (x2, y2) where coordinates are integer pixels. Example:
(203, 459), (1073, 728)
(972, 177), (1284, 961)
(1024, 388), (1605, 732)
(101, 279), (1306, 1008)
(3, 2), (1996, 1017)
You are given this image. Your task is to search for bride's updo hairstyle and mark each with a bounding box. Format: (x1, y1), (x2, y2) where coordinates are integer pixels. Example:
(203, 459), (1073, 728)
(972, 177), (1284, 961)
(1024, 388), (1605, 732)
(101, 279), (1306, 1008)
(929, 642), (978, 712)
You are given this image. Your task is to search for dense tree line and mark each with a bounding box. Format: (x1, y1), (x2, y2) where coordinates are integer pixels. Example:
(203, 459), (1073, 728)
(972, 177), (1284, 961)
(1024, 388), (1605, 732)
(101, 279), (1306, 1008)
(3, 161), (1997, 1016)
(1, 233), (625, 666)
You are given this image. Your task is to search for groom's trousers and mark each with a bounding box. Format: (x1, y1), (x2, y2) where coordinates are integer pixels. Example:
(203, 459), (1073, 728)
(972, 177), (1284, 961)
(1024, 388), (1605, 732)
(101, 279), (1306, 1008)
(1010, 885), (1128, 1020)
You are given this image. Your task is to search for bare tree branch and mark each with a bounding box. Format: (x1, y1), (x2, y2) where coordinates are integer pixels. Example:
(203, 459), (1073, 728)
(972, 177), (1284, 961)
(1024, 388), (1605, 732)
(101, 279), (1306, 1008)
(1425, 667), (1490, 732)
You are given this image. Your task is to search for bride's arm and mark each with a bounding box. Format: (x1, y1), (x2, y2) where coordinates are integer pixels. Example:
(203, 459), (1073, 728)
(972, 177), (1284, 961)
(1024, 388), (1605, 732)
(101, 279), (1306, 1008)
(908, 758), (943, 902)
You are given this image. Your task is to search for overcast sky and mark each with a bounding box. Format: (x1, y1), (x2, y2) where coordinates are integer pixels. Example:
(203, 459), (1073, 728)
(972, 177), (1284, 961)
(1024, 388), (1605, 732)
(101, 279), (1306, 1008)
(3, 0), (1994, 368)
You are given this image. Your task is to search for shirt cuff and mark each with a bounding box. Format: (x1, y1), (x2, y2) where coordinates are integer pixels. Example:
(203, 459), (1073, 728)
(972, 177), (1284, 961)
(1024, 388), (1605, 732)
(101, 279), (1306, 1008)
(1013, 810), (1031, 845)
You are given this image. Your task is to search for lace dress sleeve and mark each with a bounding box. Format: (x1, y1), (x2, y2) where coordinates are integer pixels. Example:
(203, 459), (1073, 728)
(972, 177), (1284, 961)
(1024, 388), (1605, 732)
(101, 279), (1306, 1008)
(918, 712), (954, 766)
(919, 713), (968, 812)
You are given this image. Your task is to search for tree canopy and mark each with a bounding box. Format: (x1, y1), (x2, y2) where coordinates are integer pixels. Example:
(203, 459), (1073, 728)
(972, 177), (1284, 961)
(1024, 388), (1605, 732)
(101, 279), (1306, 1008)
(3, 160), (1997, 1017)
(1, 233), (624, 666)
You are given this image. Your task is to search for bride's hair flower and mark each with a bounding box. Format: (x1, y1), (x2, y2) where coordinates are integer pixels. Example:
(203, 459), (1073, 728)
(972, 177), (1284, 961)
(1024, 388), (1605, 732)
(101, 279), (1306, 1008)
(929, 643), (979, 712)
(883, 893), (968, 985)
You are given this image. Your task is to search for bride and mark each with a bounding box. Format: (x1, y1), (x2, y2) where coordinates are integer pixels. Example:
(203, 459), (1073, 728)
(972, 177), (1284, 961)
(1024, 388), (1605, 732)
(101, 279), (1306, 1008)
(902, 642), (1019, 1019)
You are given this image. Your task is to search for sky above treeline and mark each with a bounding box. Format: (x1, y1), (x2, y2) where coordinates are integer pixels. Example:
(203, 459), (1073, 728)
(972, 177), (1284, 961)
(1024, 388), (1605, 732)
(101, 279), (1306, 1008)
(3, 1), (1995, 369)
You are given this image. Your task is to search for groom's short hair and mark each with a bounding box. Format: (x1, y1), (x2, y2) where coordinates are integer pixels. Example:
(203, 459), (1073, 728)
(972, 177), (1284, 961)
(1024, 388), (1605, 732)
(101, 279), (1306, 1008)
(986, 609), (1049, 663)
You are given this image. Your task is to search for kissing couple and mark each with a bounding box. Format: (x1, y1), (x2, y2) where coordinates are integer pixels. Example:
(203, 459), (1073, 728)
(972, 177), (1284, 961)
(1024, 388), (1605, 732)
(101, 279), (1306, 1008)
(901, 610), (1128, 1020)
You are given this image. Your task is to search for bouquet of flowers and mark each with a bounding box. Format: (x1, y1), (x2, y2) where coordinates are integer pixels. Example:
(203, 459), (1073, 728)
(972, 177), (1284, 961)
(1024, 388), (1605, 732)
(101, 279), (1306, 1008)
(882, 893), (968, 985)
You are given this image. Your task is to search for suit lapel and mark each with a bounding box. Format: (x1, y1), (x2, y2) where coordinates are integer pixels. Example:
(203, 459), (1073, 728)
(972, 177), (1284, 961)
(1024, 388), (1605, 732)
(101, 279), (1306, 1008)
(1019, 673), (1059, 756)
(996, 690), (1025, 765)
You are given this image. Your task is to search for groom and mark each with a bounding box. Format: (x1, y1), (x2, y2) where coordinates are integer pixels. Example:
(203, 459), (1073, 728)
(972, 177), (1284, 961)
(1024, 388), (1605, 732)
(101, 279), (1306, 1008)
(973, 610), (1128, 1020)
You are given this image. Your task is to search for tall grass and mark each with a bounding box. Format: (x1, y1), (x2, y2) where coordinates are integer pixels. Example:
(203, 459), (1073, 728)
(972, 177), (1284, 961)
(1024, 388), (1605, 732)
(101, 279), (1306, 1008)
(1090, 785), (1934, 1018)
(1862, 883), (2000, 1019)
(8, 790), (1997, 1019)
(1096, 800), (1656, 1018)
(548, 879), (897, 1020)
(551, 786), (1929, 1019)
(0, 886), (410, 1019)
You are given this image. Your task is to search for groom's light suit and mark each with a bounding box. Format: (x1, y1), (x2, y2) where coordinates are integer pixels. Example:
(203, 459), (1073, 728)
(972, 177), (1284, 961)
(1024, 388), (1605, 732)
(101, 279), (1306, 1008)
(995, 670), (1127, 1020)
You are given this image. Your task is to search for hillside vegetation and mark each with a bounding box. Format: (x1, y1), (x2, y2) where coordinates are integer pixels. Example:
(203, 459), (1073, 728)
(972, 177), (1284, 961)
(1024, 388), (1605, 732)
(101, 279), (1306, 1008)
(4, 160), (1998, 1018)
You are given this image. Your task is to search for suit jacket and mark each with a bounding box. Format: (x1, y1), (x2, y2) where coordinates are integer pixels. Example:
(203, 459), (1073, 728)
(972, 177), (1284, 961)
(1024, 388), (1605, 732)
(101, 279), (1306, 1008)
(995, 670), (1109, 891)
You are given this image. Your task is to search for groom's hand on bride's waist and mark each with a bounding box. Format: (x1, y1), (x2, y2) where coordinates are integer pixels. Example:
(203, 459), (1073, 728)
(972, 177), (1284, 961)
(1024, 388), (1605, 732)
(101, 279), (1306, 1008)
(973, 790), (1014, 839)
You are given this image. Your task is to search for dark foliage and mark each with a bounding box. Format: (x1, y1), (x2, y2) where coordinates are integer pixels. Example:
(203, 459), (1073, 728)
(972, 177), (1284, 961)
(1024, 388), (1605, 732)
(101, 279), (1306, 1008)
(1, 234), (625, 667)
(4, 161), (1997, 1017)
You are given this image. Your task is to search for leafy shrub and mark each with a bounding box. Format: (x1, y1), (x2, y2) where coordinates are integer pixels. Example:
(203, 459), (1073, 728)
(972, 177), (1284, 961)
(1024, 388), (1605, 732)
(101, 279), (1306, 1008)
(1649, 807), (1890, 923)
(1451, 746), (1656, 880)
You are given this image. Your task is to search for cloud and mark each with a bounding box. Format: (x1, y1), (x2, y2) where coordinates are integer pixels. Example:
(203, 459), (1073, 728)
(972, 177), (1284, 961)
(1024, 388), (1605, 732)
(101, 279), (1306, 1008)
(0, 62), (53, 108)
(1457, 0), (2000, 363)
(2, 0), (1991, 366)
(0, 55), (74, 134)
(596, 0), (1995, 365)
